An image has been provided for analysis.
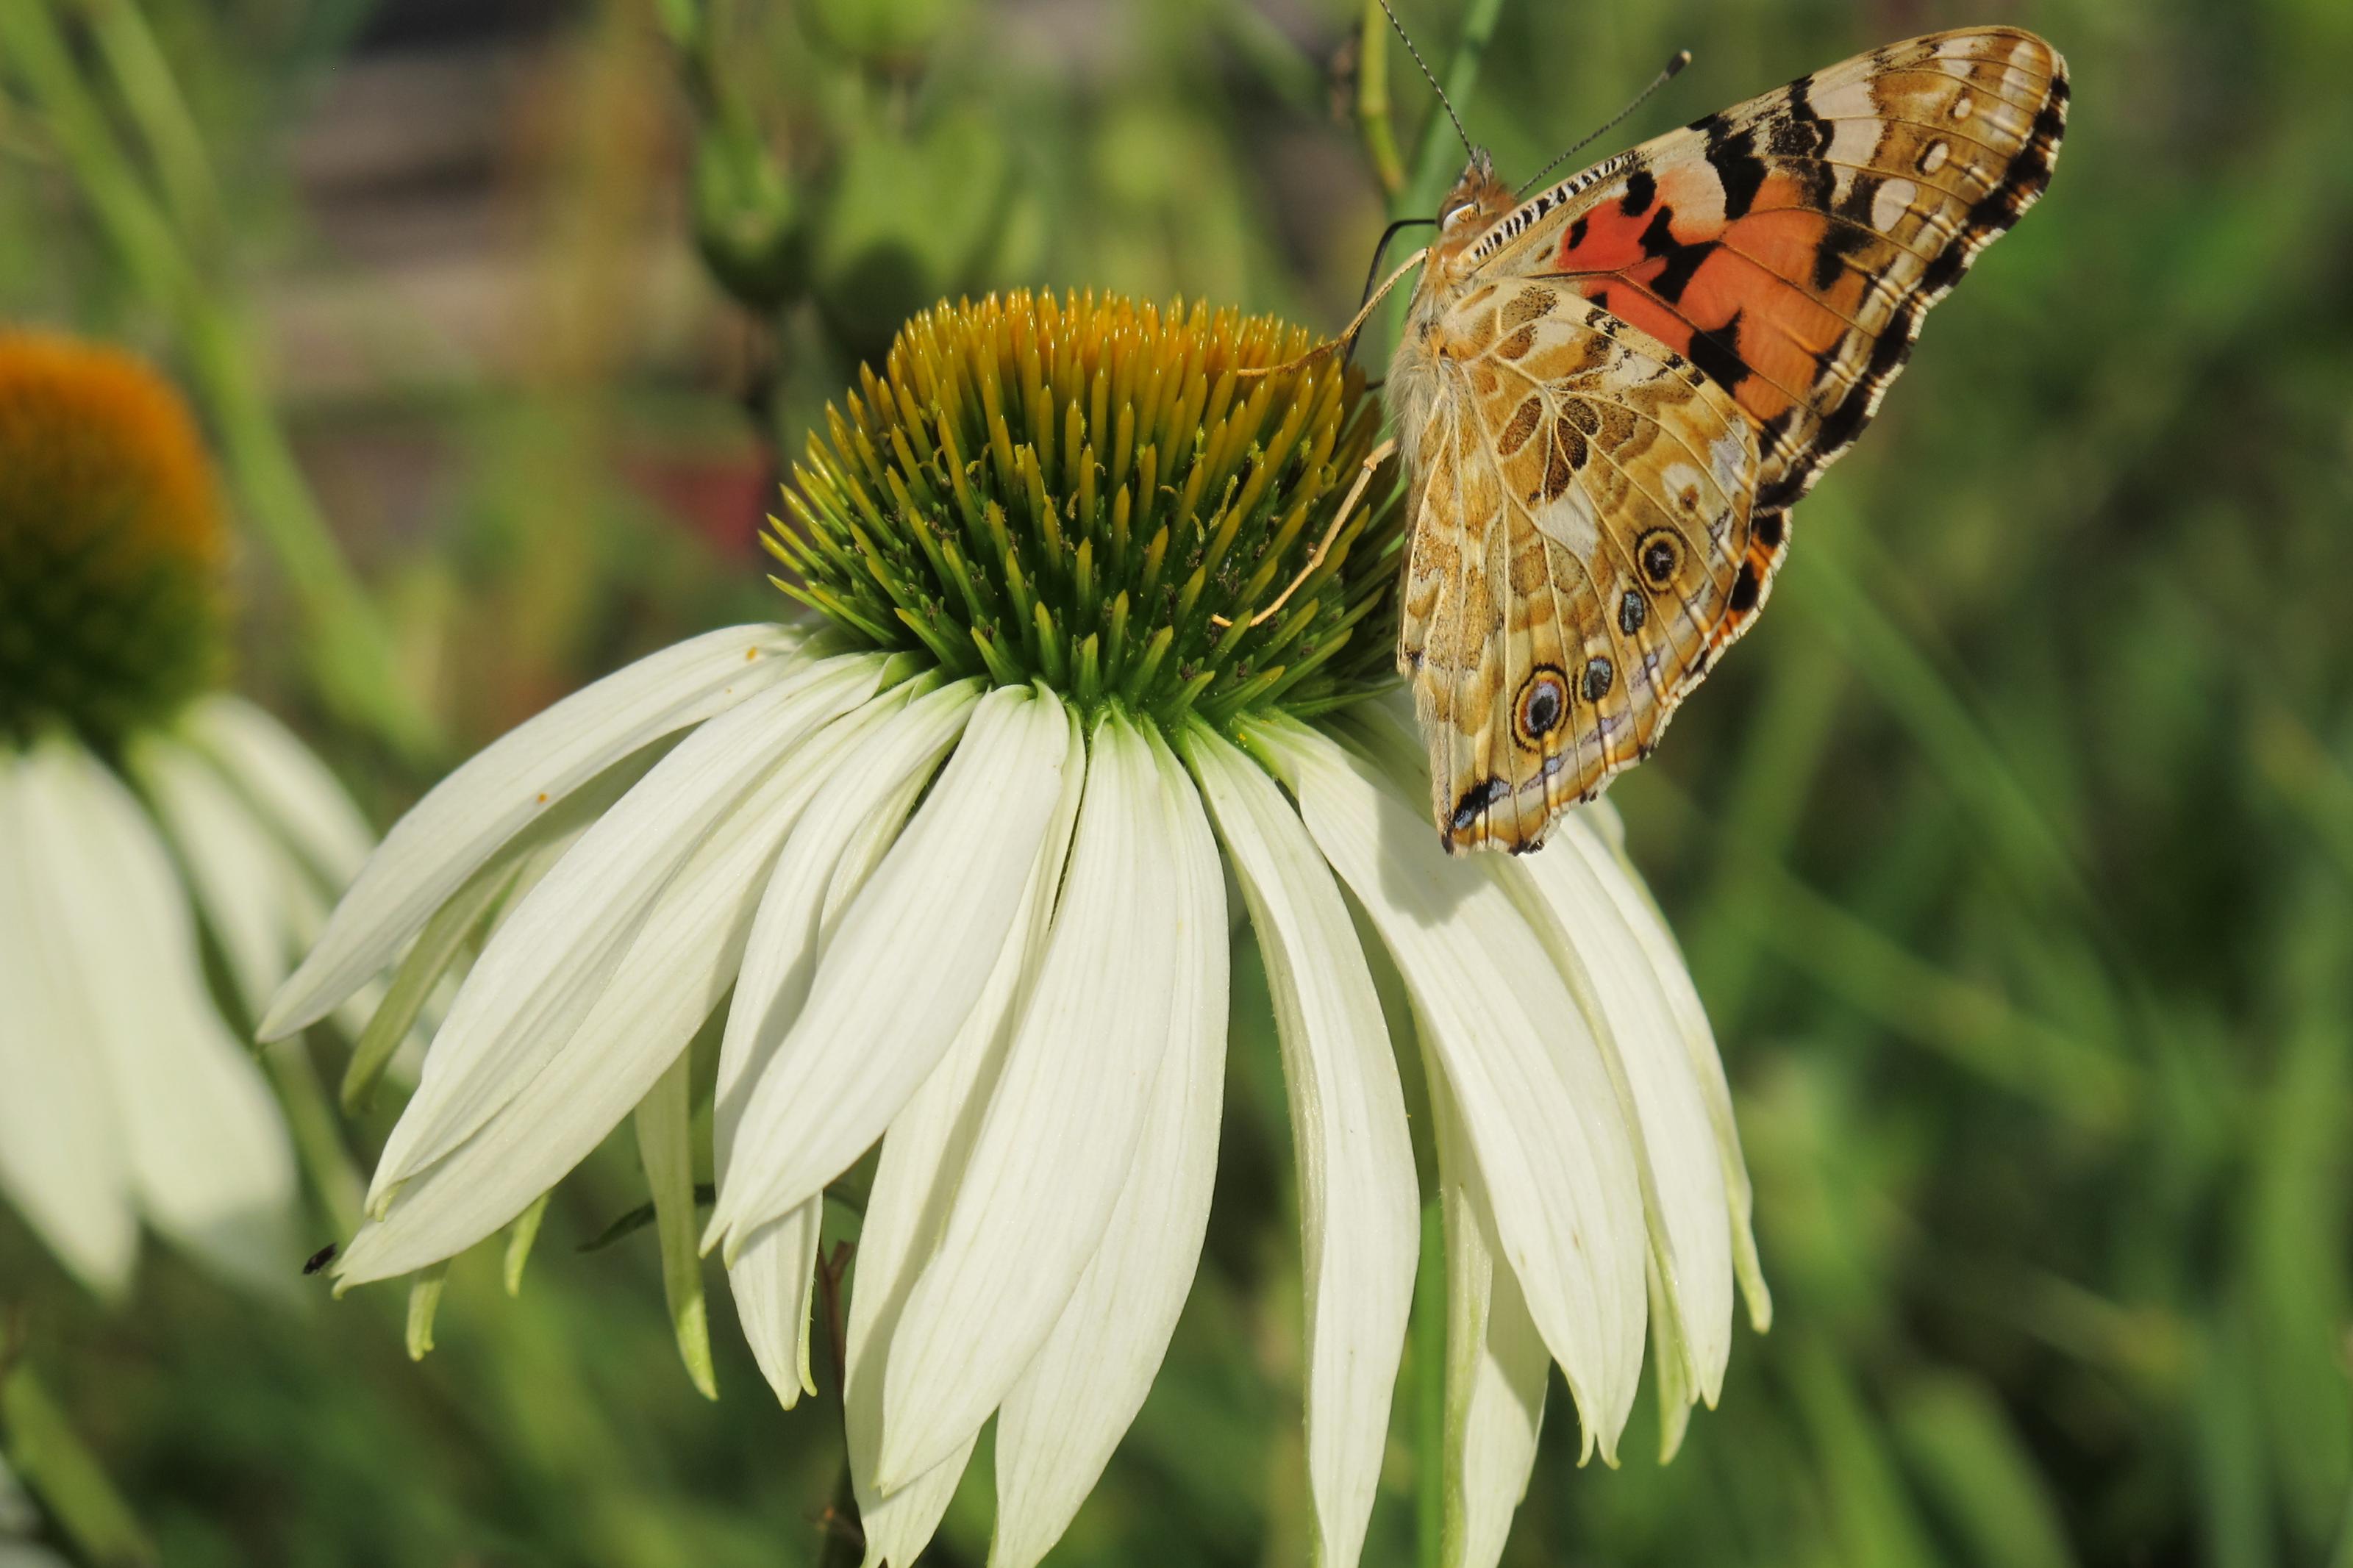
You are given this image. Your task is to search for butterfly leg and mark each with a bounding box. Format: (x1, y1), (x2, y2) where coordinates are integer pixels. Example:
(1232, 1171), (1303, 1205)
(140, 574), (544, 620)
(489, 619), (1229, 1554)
(1233, 248), (1431, 380)
(1211, 435), (1398, 630)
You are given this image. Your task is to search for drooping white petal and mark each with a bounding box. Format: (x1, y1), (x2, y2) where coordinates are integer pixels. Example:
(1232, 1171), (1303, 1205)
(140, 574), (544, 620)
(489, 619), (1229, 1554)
(705, 683), (1076, 1256)
(1560, 807), (1771, 1336)
(262, 623), (805, 1037)
(1426, 1026), (1550, 1568)
(990, 731), (1229, 1568)
(1350, 699), (1768, 1350)
(846, 703), (1088, 1568)
(131, 734), (306, 1022)
(0, 751), (136, 1295)
(367, 654), (886, 1208)
(726, 1197), (822, 1411)
(1252, 715), (1648, 1461)
(715, 676), (985, 1408)
(878, 712), (1182, 1489)
(1342, 701), (1740, 1416)
(713, 679), (985, 1173)
(1502, 822), (1732, 1415)
(340, 744), (669, 1113)
(18, 742), (297, 1295)
(180, 693), (376, 887)
(1185, 724), (1418, 1567)
(336, 672), (895, 1284)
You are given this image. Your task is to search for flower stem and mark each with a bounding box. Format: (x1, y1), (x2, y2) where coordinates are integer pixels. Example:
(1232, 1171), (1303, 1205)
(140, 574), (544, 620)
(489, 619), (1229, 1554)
(1396, 0), (1510, 219)
(263, 1037), (367, 1239)
(1357, 0), (1407, 196)
(0, 1358), (160, 1567)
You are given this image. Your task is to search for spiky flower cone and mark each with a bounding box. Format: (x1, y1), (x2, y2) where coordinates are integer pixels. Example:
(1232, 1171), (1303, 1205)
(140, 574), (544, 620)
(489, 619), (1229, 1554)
(771, 290), (1405, 724)
(0, 332), (227, 751)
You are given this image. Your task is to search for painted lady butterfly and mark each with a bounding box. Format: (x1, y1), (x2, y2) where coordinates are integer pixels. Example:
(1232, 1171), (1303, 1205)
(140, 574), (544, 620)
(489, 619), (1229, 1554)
(1380, 28), (2067, 851)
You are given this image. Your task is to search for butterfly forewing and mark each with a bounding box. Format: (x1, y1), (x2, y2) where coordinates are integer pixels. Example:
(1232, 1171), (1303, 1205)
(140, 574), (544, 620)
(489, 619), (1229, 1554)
(1390, 26), (2066, 851)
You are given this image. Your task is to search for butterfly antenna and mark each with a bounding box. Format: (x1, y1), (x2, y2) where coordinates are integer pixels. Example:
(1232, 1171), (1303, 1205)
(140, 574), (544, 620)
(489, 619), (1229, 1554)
(1515, 49), (1691, 199)
(1376, 0), (1473, 159)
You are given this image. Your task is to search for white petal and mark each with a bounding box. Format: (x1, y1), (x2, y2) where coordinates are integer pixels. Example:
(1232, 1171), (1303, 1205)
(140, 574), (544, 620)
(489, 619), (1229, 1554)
(1427, 1029), (1550, 1568)
(1502, 823), (1732, 1415)
(715, 676), (985, 1408)
(1253, 715), (1648, 1460)
(1185, 725), (1418, 1567)
(713, 679), (985, 1170)
(181, 693), (376, 887)
(846, 702), (1088, 1568)
(131, 735), (304, 1022)
(18, 742), (298, 1295)
(262, 623), (804, 1037)
(726, 1197), (822, 1411)
(990, 731), (1229, 1568)
(705, 683), (1076, 1254)
(1559, 805), (1769, 1333)
(368, 654), (886, 1207)
(342, 744), (668, 1111)
(878, 712), (1182, 1488)
(0, 751), (136, 1295)
(335, 670), (894, 1284)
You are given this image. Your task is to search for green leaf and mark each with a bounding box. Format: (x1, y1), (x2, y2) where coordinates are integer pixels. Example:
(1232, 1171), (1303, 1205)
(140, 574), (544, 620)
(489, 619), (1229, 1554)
(634, 1047), (718, 1400)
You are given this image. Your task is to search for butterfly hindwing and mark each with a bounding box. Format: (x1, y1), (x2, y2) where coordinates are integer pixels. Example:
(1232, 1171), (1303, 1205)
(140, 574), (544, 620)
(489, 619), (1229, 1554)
(1395, 278), (1758, 851)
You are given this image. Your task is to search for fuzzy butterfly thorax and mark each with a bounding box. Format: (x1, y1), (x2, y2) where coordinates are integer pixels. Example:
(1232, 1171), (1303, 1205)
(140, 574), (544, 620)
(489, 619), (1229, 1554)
(1385, 26), (2068, 853)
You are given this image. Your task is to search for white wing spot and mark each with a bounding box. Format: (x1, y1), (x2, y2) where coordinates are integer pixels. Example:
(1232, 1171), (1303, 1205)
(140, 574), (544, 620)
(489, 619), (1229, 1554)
(1950, 90), (1975, 121)
(1871, 177), (1919, 232)
(1919, 140), (1951, 175)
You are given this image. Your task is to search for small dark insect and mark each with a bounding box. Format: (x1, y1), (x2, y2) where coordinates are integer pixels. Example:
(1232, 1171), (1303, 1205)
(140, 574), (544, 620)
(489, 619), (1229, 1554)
(302, 1242), (339, 1275)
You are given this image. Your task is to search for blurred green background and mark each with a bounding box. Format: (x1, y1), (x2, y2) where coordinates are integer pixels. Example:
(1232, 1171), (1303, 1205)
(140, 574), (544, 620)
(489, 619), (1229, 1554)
(4, 0), (2352, 1562)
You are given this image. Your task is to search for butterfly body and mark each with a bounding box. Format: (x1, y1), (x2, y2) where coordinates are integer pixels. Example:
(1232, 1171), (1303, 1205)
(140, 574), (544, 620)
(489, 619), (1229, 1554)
(1387, 27), (2068, 852)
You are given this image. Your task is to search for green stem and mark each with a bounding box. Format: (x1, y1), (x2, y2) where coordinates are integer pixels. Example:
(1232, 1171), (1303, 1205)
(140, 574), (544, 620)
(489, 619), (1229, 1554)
(262, 1037), (365, 1239)
(0, 1362), (160, 1567)
(75, 0), (221, 243)
(1396, 0), (1508, 218)
(1357, 0), (1406, 196)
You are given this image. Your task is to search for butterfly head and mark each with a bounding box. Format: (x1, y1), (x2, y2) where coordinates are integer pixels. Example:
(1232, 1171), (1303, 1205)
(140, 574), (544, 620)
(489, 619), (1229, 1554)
(1432, 149), (1515, 272)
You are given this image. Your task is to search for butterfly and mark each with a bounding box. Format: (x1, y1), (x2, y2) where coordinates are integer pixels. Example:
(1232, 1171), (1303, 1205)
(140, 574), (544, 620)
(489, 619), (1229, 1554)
(1379, 26), (2068, 852)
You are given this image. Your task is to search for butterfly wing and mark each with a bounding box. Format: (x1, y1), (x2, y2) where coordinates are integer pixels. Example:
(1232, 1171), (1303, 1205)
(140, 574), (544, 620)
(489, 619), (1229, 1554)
(1468, 26), (2068, 648)
(1396, 277), (1758, 851)
(1396, 26), (2065, 850)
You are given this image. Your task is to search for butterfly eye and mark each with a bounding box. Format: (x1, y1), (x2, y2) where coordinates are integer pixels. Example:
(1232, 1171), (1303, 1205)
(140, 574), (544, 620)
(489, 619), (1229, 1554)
(1515, 665), (1570, 745)
(1618, 587), (1649, 635)
(1636, 529), (1682, 587)
(1439, 198), (1478, 232)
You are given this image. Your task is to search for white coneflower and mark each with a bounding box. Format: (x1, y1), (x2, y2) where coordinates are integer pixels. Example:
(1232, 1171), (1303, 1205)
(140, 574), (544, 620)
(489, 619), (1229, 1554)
(268, 292), (1768, 1567)
(0, 332), (377, 1299)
